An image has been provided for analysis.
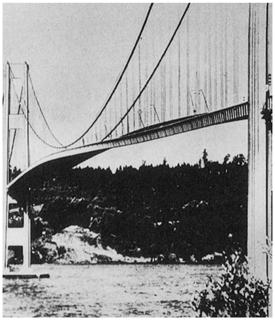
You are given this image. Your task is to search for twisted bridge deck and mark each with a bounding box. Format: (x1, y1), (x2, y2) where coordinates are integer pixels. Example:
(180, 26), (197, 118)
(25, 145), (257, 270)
(110, 102), (248, 146)
(8, 102), (248, 200)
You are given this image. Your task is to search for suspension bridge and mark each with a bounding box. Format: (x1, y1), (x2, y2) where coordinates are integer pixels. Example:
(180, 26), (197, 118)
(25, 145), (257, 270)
(3, 3), (272, 286)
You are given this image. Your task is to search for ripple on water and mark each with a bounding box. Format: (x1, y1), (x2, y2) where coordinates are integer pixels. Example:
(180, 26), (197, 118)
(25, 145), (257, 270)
(3, 264), (221, 317)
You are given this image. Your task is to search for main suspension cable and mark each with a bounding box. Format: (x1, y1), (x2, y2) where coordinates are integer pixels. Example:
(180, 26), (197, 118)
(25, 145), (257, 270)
(102, 3), (191, 141)
(28, 73), (65, 147)
(20, 106), (63, 149)
(56, 2), (154, 149)
(8, 4), (154, 151)
(11, 77), (64, 149)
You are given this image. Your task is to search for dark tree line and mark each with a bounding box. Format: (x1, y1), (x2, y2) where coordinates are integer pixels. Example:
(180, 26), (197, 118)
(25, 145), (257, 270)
(29, 150), (248, 262)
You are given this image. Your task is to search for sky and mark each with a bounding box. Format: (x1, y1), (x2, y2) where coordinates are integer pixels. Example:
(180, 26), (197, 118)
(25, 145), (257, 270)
(3, 3), (249, 171)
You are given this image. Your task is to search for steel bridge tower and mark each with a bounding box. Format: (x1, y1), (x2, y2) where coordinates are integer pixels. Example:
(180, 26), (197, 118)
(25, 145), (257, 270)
(247, 3), (272, 285)
(3, 62), (31, 272)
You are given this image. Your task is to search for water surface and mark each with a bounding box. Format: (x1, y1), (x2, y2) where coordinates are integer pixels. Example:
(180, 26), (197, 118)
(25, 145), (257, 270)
(3, 264), (220, 317)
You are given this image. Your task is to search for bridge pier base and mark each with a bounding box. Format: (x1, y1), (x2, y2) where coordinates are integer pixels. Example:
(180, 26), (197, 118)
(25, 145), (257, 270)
(3, 196), (49, 279)
(4, 196), (31, 271)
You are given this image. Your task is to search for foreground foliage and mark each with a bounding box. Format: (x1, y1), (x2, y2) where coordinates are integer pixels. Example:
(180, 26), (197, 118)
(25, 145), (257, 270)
(192, 246), (270, 317)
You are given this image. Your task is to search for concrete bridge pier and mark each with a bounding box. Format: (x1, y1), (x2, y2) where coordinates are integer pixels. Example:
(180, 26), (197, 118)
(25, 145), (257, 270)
(4, 198), (31, 270)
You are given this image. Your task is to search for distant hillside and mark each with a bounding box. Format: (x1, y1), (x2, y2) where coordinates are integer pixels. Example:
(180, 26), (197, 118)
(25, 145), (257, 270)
(28, 151), (247, 263)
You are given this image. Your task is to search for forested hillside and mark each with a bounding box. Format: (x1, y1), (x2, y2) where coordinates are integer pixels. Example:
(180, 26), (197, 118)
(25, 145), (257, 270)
(28, 150), (247, 263)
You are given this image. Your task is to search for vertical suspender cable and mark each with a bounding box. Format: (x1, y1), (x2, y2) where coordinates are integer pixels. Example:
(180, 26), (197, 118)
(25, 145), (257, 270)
(233, 8), (239, 104)
(214, 5), (218, 110)
(196, 6), (201, 113)
(224, 8), (228, 107)
(186, 15), (190, 116)
(132, 59), (136, 130)
(220, 6), (225, 108)
(152, 23), (156, 124)
(169, 25), (173, 120)
(203, 8), (208, 113)
(120, 82), (124, 135)
(125, 72), (129, 133)
(25, 62), (30, 167)
(144, 37), (149, 126)
(177, 19), (181, 117)
(138, 41), (142, 128)
(208, 8), (212, 110)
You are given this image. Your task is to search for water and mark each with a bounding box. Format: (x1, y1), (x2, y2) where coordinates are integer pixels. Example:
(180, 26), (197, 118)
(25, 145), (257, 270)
(3, 264), (221, 317)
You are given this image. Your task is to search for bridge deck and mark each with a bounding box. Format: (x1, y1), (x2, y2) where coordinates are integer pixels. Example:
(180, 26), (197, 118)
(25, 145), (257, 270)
(8, 102), (248, 201)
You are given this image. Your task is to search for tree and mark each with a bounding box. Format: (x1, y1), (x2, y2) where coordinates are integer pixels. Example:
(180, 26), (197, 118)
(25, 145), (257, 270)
(202, 149), (208, 167)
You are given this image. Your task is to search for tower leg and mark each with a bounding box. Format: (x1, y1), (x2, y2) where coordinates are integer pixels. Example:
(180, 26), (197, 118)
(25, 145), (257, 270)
(5, 197), (31, 271)
(247, 3), (271, 283)
(22, 209), (31, 269)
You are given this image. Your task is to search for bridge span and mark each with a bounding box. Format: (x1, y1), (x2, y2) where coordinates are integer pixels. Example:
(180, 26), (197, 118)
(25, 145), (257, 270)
(8, 102), (248, 201)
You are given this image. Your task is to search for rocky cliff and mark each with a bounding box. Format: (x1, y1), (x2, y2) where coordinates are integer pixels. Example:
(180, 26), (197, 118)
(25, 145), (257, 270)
(32, 225), (150, 264)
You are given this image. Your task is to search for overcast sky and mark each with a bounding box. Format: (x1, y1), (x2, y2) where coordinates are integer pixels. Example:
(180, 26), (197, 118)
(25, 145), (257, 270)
(3, 3), (249, 171)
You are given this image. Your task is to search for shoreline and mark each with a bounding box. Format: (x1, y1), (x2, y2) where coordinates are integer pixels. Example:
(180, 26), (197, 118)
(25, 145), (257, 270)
(30, 261), (222, 266)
